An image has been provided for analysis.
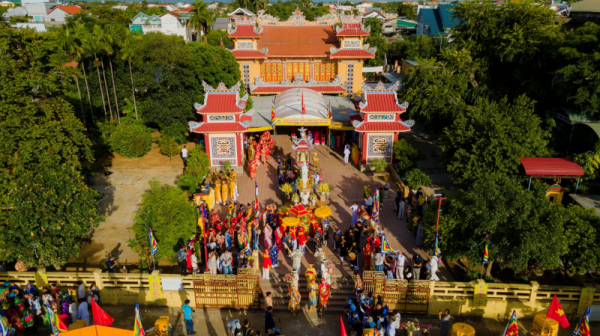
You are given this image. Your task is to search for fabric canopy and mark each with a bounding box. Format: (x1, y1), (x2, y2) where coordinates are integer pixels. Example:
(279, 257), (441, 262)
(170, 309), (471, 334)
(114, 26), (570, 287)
(520, 157), (584, 177)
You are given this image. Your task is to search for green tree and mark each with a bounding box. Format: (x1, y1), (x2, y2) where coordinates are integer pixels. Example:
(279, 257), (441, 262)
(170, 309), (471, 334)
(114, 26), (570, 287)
(188, 42), (242, 93)
(206, 29), (233, 48)
(404, 168), (432, 189)
(129, 180), (197, 267)
(189, 0), (214, 36)
(440, 95), (550, 185)
(388, 35), (437, 61)
(396, 3), (416, 19)
(393, 138), (423, 174)
(562, 204), (600, 274)
(0, 25), (103, 268)
(424, 174), (568, 276)
(553, 23), (600, 117)
(177, 145), (210, 191)
(101, 119), (153, 158)
(159, 136), (180, 162)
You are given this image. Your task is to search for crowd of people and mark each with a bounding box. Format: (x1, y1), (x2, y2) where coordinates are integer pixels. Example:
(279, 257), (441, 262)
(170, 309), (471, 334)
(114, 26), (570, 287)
(0, 280), (101, 336)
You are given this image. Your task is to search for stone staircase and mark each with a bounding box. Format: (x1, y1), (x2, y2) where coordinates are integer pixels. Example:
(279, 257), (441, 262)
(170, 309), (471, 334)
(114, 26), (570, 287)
(258, 273), (356, 312)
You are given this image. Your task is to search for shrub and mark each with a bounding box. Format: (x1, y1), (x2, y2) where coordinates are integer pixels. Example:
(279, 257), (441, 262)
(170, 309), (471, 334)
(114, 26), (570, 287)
(393, 138), (424, 174)
(101, 120), (153, 159)
(404, 168), (432, 190)
(176, 145), (210, 191)
(370, 158), (388, 173)
(159, 137), (180, 162)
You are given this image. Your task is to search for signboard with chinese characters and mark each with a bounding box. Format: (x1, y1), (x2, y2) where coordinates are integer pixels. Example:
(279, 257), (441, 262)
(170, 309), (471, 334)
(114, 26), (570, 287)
(148, 274), (163, 301)
(273, 118), (331, 126)
(210, 136), (237, 166)
(577, 286), (595, 316)
(367, 134), (393, 161)
(472, 283), (488, 313)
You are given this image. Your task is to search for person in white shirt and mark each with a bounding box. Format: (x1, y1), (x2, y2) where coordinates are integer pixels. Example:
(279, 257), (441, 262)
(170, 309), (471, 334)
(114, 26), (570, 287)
(77, 281), (86, 300)
(191, 253), (199, 274)
(395, 251), (406, 279)
(398, 199), (406, 220)
(69, 298), (78, 323)
(181, 146), (188, 166)
(387, 312), (401, 336)
(430, 254), (440, 281)
(343, 144), (351, 164)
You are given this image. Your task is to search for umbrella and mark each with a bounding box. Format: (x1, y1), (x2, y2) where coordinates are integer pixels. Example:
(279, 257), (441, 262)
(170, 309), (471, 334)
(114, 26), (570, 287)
(314, 206), (331, 219)
(289, 204), (309, 217)
(282, 217), (300, 227)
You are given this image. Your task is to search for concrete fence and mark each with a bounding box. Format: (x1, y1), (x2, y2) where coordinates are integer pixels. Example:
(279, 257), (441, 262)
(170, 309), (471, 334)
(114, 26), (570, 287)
(0, 270), (597, 320)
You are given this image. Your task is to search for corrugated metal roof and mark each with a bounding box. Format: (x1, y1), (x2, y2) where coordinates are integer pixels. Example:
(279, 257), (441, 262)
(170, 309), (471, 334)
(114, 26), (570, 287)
(273, 88), (328, 119)
(438, 4), (458, 30)
(360, 93), (406, 113)
(520, 157), (585, 177)
(570, 0), (600, 13)
(417, 8), (442, 36)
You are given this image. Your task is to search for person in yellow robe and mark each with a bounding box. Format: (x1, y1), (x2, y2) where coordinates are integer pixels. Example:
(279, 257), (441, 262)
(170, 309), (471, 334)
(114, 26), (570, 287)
(221, 179), (229, 205)
(305, 264), (317, 289)
(229, 179), (237, 203)
(214, 180), (222, 205)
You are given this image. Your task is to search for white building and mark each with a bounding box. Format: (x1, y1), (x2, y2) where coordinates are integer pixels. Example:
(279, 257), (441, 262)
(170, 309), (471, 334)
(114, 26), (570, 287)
(46, 5), (81, 24)
(130, 12), (196, 43)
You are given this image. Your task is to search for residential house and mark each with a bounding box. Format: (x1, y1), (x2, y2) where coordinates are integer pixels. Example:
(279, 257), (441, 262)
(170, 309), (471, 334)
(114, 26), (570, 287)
(362, 9), (386, 20)
(46, 5), (81, 24)
(111, 5), (127, 10)
(12, 22), (46, 31)
(207, 2), (217, 10)
(569, 0), (600, 23)
(227, 7), (254, 20)
(147, 3), (175, 12)
(130, 12), (196, 42)
(213, 17), (230, 31)
(416, 3), (458, 37)
(356, 3), (373, 13)
(173, 5), (193, 18)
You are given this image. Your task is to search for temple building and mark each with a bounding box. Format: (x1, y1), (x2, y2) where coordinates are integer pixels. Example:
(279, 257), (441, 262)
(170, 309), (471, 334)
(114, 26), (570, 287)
(228, 8), (376, 95)
(350, 81), (413, 165)
(188, 81), (254, 171)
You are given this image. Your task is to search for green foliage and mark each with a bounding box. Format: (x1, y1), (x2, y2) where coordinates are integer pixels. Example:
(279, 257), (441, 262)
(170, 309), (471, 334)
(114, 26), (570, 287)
(0, 25), (103, 267)
(9, 16), (29, 24)
(187, 42), (242, 93)
(424, 174), (568, 274)
(404, 168), (431, 189)
(396, 3), (416, 19)
(562, 205), (600, 274)
(206, 30), (233, 48)
(101, 119), (153, 158)
(222, 160), (232, 173)
(177, 145), (210, 191)
(388, 35), (437, 61)
(364, 18), (387, 67)
(393, 138), (423, 174)
(144, 6), (168, 16)
(160, 124), (188, 145)
(370, 158), (388, 173)
(189, 0), (213, 34)
(440, 96), (550, 185)
(554, 23), (600, 117)
(159, 137), (180, 162)
(129, 180), (197, 264)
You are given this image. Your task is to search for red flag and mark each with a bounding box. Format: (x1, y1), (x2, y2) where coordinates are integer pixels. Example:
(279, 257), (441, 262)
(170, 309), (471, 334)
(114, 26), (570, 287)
(546, 294), (570, 328)
(301, 92), (306, 115)
(340, 316), (347, 336)
(91, 298), (114, 327)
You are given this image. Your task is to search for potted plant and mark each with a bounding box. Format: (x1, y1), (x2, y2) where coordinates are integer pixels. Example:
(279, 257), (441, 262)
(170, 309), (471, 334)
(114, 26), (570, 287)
(309, 192), (317, 206)
(292, 193), (300, 205)
(280, 183), (293, 200)
(370, 158), (388, 179)
(404, 168), (432, 191)
(316, 183), (330, 202)
(405, 321), (419, 336)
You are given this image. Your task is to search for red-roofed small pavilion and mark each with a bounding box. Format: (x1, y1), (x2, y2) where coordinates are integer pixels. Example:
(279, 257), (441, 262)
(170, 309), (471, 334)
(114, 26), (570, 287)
(188, 81), (254, 170)
(351, 81), (413, 165)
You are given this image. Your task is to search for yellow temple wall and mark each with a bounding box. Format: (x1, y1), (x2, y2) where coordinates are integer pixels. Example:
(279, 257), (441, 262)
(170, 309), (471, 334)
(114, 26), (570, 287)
(239, 60), (261, 89)
(338, 60), (363, 94)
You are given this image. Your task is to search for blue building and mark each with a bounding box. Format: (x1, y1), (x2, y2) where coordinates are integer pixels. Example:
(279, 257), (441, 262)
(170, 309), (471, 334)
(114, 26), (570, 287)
(416, 3), (459, 37)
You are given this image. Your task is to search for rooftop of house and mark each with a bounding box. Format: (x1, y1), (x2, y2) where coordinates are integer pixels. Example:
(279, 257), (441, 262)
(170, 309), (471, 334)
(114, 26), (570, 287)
(47, 5), (81, 15)
(257, 25), (338, 58)
(570, 0), (600, 13)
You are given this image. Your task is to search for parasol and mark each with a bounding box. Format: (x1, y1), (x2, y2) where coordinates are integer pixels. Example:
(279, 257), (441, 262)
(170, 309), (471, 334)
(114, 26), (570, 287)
(289, 204), (309, 217)
(282, 217), (300, 227)
(314, 206), (332, 219)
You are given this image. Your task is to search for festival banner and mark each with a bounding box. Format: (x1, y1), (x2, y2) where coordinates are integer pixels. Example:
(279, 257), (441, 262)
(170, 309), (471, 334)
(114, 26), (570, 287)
(272, 118), (331, 126)
(148, 274), (163, 301)
(34, 272), (49, 288)
(577, 287), (595, 316)
(472, 283), (488, 313)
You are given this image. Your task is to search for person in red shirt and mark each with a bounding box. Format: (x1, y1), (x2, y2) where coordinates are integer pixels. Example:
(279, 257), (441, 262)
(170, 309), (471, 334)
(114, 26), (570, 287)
(298, 228), (307, 254)
(262, 249), (272, 280)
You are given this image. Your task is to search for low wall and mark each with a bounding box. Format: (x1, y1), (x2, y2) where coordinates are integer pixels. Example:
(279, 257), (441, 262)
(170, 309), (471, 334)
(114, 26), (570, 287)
(0, 270), (597, 320)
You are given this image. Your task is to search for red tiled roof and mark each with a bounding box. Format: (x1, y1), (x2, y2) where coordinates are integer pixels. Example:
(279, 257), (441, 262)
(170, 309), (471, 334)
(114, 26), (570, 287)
(258, 26), (338, 57)
(360, 93), (406, 113)
(251, 85), (345, 94)
(196, 93), (247, 113)
(48, 5), (81, 15)
(354, 121), (410, 132)
(232, 50), (268, 59)
(349, 114), (363, 122)
(175, 6), (194, 13)
(229, 24), (262, 37)
(330, 49), (375, 59)
(336, 23), (369, 36)
(190, 122), (249, 133)
(520, 158), (585, 177)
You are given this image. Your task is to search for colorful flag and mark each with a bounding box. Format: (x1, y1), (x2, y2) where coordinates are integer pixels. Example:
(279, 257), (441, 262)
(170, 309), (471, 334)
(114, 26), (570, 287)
(381, 234), (394, 254)
(328, 101), (332, 119)
(574, 306), (591, 336)
(301, 92), (306, 115)
(271, 99), (276, 122)
(254, 181), (260, 215)
(547, 293), (570, 328)
(149, 227), (158, 257)
(340, 315), (348, 336)
(434, 231), (439, 258)
(46, 304), (67, 335)
(134, 302), (145, 336)
(91, 298), (114, 327)
(1, 315), (9, 336)
(502, 310), (518, 336)
(371, 187), (379, 223)
(483, 235), (489, 264)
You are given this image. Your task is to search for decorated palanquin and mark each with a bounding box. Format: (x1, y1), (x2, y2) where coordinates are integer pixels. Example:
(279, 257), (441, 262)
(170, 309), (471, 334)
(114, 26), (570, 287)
(228, 8), (376, 95)
(350, 81), (414, 165)
(188, 81), (255, 169)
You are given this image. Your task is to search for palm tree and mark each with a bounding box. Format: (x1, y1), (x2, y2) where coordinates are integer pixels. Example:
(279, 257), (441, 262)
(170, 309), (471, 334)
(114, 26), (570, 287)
(189, 0), (213, 38)
(103, 25), (122, 124)
(57, 24), (88, 127)
(121, 31), (140, 120)
(84, 35), (109, 120)
(70, 23), (95, 124)
(92, 25), (114, 122)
